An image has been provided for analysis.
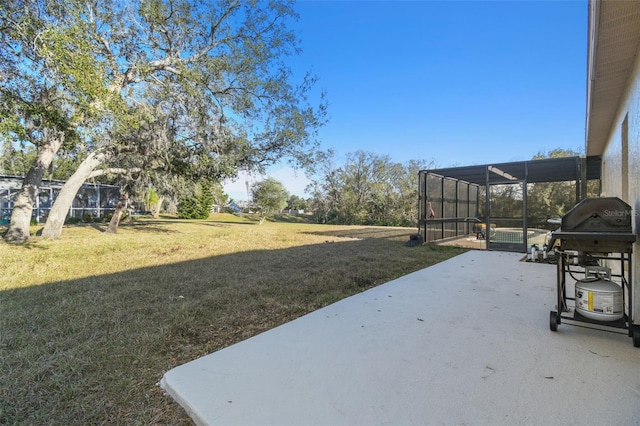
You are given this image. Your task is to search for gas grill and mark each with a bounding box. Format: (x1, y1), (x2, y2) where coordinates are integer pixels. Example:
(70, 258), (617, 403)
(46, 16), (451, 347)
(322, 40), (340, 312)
(548, 197), (639, 347)
(548, 197), (636, 253)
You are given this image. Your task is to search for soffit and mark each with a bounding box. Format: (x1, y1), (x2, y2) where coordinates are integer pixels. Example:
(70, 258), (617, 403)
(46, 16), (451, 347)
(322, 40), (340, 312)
(586, 0), (640, 156)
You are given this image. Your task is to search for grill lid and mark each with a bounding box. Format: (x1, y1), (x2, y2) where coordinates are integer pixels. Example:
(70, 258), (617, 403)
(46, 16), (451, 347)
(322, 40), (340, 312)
(561, 197), (632, 233)
(546, 197), (636, 253)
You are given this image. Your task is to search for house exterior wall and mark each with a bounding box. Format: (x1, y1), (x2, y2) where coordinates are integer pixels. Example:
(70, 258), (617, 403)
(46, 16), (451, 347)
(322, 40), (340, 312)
(599, 42), (640, 318)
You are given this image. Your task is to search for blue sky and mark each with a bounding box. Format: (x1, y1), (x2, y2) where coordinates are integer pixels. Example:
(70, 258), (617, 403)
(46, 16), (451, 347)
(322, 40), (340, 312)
(224, 0), (589, 200)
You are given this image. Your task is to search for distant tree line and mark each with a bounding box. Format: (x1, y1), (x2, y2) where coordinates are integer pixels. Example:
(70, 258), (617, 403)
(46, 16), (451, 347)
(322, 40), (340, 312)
(306, 150), (435, 227)
(526, 148), (600, 228)
(301, 148), (597, 230)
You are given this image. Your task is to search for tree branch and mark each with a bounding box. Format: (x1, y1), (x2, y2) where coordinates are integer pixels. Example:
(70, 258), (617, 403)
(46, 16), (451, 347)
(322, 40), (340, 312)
(88, 167), (142, 179)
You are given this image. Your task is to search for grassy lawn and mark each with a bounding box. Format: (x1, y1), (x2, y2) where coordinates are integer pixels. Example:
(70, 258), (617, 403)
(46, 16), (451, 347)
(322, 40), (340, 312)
(0, 215), (466, 424)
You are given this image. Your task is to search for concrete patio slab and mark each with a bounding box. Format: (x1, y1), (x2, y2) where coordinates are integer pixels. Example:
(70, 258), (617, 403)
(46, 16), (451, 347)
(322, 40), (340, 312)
(160, 250), (640, 425)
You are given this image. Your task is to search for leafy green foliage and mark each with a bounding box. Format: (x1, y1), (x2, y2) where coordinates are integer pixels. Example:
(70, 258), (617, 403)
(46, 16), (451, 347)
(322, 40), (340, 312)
(177, 197), (202, 219)
(145, 188), (160, 211)
(0, 139), (35, 176)
(212, 182), (229, 206)
(251, 177), (289, 217)
(198, 180), (216, 217)
(286, 194), (308, 211)
(177, 180), (216, 219)
(308, 150), (435, 226)
(527, 148), (599, 229)
(1, 0), (327, 240)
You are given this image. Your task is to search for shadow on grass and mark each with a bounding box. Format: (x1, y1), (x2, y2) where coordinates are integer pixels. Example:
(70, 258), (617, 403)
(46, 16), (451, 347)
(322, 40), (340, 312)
(59, 219), (242, 235)
(82, 221), (181, 235)
(304, 226), (417, 241)
(0, 237), (465, 425)
(149, 215), (259, 226)
(268, 214), (314, 224)
(201, 219), (258, 226)
(0, 241), (49, 250)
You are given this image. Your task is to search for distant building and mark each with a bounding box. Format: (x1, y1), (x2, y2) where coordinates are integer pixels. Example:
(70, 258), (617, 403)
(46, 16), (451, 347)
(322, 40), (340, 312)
(0, 175), (121, 224)
(226, 202), (242, 213)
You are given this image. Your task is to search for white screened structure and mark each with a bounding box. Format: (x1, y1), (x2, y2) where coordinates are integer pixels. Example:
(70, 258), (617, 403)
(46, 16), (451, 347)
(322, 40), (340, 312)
(0, 176), (121, 225)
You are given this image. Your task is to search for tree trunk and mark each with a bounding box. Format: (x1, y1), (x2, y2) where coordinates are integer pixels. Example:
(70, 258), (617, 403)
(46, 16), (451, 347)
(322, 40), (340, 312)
(4, 137), (62, 244)
(41, 151), (107, 239)
(106, 191), (128, 234)
(151, 196), (164, 218)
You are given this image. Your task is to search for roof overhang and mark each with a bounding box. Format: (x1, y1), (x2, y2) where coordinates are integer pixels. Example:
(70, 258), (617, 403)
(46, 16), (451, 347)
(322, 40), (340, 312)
(585, 0), (640, 156)
(422, 156), (601, 186)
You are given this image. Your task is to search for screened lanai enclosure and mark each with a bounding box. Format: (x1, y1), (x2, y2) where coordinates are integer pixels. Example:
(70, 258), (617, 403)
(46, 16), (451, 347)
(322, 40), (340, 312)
(418, 156), (602, 252)
(0, 176), (121, 225)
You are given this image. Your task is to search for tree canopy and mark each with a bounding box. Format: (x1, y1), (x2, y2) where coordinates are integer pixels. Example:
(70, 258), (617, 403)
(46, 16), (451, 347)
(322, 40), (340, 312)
(308, 150), (435, 227)
(251, 177), (289, 222)
(526, 148), (599, 228)
(1, 0), (326, 242)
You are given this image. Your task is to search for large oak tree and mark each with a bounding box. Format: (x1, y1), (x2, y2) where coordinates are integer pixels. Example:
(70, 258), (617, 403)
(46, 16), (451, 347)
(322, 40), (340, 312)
(1, 0), (326, 243)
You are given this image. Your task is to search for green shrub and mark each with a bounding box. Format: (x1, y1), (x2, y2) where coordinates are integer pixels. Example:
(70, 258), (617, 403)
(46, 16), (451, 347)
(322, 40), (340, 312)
(82, 213), (97, 223)
(177, 197), (204, 219)
(177, 180), (214, 219)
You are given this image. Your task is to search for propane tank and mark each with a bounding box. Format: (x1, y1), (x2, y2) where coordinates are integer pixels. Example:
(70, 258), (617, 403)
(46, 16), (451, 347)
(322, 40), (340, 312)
(575, 266), (623, 321)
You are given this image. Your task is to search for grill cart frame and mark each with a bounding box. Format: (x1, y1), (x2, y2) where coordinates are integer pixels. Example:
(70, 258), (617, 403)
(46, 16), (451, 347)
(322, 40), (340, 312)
(548, 197), (639, 347)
